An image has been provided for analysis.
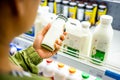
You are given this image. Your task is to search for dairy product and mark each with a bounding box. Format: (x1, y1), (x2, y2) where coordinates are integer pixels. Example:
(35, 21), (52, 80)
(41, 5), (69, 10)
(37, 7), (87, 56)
(63, 18), (82, 57)
(90, 15), (113, 65)
(41, 14), (67, 51)
(80, 21), (92, 57)
(54, 63), (67, 80)
(43, 59), (55, 79)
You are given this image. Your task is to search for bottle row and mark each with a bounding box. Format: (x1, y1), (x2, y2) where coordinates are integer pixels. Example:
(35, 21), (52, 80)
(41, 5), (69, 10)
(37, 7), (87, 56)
(40, 0), (108, 25)
(34, 10), (113, 66)
(38, 58), (102, 80)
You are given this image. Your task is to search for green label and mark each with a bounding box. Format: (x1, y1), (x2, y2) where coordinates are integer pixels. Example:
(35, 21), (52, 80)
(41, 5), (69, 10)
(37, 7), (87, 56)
(63, 46), (79, 58)
(91, 49), (105, 63)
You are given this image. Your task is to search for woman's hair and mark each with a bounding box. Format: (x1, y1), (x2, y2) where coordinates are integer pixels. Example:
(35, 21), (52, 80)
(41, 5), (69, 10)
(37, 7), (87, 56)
(0, 0), (18, 16)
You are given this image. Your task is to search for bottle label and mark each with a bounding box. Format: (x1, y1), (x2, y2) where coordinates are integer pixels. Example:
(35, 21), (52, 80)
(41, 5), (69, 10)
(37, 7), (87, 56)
(85, 10), (93, 21)
(77, 9), (84, 21)
(63, 33), (83, 58)
(63, 5), (69, 17)
(69, 6), (77, 19)
(56, 3), (62, 14)
(91, 38), (109, 63)
(48, 2), (54, 13)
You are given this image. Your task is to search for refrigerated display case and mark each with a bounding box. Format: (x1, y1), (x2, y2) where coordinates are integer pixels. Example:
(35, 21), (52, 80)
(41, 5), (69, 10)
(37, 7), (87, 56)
(10, 0), (120, 80)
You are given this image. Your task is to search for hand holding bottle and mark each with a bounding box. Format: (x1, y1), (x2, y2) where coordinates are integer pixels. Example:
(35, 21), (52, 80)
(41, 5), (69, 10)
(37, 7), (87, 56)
(33, 23), (67, 58)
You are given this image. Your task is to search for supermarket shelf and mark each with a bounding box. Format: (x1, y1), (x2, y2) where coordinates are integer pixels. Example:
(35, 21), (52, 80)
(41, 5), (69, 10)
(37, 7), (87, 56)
(12, 36), (120, 80)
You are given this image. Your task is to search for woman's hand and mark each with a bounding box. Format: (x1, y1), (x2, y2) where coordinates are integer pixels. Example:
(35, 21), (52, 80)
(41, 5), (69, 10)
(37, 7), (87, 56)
(33, 23), (67, 58)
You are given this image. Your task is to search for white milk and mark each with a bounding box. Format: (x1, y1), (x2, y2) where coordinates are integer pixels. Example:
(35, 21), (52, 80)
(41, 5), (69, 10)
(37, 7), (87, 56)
(34, 6), (57, 36)
(41, 14), (67, 51)
(90, 15), (113, 65)
(63, 18), (82, 57)
(80, 21), (92, 57)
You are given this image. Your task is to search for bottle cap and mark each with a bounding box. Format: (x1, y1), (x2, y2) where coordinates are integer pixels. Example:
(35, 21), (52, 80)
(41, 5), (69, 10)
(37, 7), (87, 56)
(58, 63), (64, 68)
(82, 72), (90, 79)
(69, 1), (77, 6)
(55, 0), (62, 2)
(46, 59), (53, 63)
(78, 3), (85, 8)
(69, 67), (76, 74)
(86, 4), (93, 9)
(81, 21), (91, 28)
(99, 5), (106, 9)
(62, 0), (69, 4)
(95, 78), (102, 80)
(100, 15), (113, 24)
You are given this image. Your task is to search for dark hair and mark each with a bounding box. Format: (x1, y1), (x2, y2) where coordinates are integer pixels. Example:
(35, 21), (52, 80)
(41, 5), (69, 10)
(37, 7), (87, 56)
(0, 0), (18, 16)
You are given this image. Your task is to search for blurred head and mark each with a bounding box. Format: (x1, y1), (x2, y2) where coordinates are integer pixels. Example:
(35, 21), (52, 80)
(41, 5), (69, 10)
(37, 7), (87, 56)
(0, 0), (40, 38)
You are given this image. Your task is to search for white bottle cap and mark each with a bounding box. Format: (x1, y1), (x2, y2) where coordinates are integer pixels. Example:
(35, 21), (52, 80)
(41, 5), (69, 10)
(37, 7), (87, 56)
(69, 2), (77, 6)
(62, 0), (69, 4)
(78, 3), (85, 7)
(99, 5), (106, 9)
(100, 15), (113, 24)
(81, 21), (91, 28)
(86, 5), (93, 9)
(55, 0), (62, 3)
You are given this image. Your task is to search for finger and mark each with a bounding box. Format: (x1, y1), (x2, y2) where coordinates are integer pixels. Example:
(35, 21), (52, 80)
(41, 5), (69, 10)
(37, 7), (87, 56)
(56, 39), (62, 46)
(54, 43), (60, 51)
(63, 32), (67, 35)
(41, 23), (51, 36)
(60, 34), (66, 41)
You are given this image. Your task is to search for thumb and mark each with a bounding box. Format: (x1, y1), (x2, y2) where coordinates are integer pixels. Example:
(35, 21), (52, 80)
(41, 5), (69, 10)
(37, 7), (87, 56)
(41, 23), (51, 36)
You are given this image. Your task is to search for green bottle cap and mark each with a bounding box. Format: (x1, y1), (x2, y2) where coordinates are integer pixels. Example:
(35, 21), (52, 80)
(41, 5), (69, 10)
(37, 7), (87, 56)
(82, 72), (90, 79)
(95, 77), (102, 80)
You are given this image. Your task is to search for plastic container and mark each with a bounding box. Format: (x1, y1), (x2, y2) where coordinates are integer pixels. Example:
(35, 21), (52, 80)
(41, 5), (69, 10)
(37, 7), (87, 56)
(35, 6), (55, 36)
(90, 15), (113, 65)
(80, 21), (92, 57)
(97, 3), (107, 21)
(48, 0), (54, 13)
(41, 14), (67, 51)
(85, 3), (93, 21)
(43, 59), (55, 79)
(68, 1), (77, 19)
(55, 0), (62, 14)
(62, 0), (69, 17)
(63, 18), (82, 57)
(38, 60), (46, 76)
(77, 1), (85, 21)
(66, 67), (78, 80)
(54, 63), (67, 80)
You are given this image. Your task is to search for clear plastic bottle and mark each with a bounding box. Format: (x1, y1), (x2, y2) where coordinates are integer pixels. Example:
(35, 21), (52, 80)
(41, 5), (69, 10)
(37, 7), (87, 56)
(54, 63), (67, 80)
(80, 21), (92, 57)
(43, 59), (55, 79)
(90, 15), (113, 65)
(41, 14), (68, 51)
